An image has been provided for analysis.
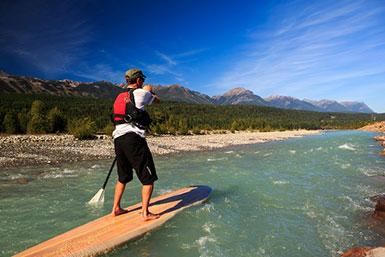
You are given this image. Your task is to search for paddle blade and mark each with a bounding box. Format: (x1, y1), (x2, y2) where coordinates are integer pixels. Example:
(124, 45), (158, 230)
(88, 188), (105, 204)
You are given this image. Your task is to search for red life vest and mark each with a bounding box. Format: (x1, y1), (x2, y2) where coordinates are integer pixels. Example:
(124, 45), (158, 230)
(112, 88), (152, 129)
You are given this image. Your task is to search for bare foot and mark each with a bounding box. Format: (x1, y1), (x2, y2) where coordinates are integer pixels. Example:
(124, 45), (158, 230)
(111, 207), (129, 217)
(141, 212), (160, 221)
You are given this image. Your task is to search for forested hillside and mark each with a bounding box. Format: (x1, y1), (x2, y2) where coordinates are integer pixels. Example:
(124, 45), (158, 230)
(1, 93), (383, 138)
(0, 72), (375, 113)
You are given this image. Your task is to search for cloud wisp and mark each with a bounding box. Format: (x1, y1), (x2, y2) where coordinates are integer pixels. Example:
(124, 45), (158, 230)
(214, 0), (385, 103)
(143, 48), (207, 84)
(155, 51), (177, 66)
(0, 0), (94, 77)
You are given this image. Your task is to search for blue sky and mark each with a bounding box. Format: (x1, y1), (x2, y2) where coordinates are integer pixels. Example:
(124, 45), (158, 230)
(1, 0), (384, 112)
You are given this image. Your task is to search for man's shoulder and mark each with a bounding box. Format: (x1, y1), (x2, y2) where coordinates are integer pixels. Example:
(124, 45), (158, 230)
(133, 88), (153, 100)
(133, 88), (149, 95)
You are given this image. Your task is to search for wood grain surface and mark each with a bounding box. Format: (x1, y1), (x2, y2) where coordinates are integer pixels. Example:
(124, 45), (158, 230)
(14, 185), (212, 257)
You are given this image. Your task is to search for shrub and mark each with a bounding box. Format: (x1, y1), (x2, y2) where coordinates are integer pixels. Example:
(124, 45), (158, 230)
(103, 124), (115, 136)
(69, 117), (97, 140)
(192, 128), (202, 135)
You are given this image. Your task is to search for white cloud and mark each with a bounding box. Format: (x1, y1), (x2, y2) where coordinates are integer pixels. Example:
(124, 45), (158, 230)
(213, 0), (385, 109)
(176, 48), (208, 58)
(72, 63), (124, 83)
(155, 51), (177, 66)
(140, 48), (205, 83)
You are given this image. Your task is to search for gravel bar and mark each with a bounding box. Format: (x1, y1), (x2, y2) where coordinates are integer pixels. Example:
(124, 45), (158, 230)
(0, 130), (321, 169)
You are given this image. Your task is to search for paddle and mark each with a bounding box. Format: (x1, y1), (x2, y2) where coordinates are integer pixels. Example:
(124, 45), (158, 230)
(88, 157), (117, 204)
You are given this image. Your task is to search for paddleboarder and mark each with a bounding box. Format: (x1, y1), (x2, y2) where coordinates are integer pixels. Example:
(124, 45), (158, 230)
(111, 68), (160, 221)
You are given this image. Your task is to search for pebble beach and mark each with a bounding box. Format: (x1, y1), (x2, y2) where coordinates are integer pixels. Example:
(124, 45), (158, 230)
(0, 130), (320, 169)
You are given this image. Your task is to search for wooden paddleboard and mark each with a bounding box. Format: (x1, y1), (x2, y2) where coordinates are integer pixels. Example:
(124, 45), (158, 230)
(15, 185), (212, 257)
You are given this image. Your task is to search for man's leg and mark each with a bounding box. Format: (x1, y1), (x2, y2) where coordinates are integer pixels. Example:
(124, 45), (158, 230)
(141, 183), (160, 221)
(111, 180), (129, 216)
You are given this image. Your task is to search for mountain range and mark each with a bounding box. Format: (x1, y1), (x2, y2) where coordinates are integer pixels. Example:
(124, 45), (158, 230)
(0, 71), (374, 113)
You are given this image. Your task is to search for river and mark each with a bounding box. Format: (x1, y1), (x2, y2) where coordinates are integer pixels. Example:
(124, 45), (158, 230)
(1, 130), (384, 257)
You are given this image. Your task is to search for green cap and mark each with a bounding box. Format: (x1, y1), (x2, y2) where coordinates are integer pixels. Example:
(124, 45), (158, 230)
(125, 69), (146, 80)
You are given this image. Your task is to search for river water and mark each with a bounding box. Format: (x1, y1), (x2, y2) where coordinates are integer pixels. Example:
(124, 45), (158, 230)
(1, 130), (384, 257)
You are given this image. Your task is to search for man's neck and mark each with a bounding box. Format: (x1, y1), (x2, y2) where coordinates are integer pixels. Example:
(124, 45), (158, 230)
(127, 84), (138, 88)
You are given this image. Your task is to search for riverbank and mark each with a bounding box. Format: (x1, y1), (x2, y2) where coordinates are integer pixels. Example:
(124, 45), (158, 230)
(0, 130), (320, 169)
(347, 121), (385, 257)
(358, 121), (385, 133)
(358, 121), (385, 156)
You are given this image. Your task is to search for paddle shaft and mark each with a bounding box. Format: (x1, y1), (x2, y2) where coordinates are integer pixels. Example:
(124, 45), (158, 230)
(102, 157), (117, 189)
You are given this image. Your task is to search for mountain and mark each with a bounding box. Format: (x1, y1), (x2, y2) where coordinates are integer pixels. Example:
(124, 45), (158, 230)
(0, 71), (375, 113)
(212, 88), (270, 106)
(152, 84), (215, 104)
(304, 99), (374, 113)
(265, 95), (322, 112)
(303, 99), (350, 112)
(340, 101), (374, 113)
(0, 72), (214, 104)
(211, 88), (375, 113)
(0, 71), (125, 100)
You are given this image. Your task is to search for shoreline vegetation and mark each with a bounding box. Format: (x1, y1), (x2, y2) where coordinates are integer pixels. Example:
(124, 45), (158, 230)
(0, 130), (320, 169)
(2, 121), (384, 170)
(2, 93), (382, 139)
(1, 93), (383, 169)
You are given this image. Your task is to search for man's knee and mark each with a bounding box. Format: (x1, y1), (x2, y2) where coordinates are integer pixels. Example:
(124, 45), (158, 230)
(118, 175), (132, 184)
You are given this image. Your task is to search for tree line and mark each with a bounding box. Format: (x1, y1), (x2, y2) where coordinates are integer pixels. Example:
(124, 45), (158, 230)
(0, 93), (383, 139)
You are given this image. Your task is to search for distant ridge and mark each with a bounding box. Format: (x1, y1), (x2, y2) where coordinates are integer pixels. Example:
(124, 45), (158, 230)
(212, 87), (270, 106)
(0, 71), (125, 100)
(303, 99), (350, 112)
(340, 101), (374, 113)
(265, 95), (321, 112)
(152, 84), (215, 104)
(213, 89), (374, 113)
(0, 71), (375, 113)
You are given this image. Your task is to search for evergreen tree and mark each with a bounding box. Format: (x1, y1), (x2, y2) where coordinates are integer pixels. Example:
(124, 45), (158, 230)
(231, 120), (238, 133)
(47, 107), (66, 133)
(177, 118), (189, 135)
(18, 109), (30, 134)
(1, 93), (384, 136)
(27, 100), (48, 134)
(3, 112), (19, 134)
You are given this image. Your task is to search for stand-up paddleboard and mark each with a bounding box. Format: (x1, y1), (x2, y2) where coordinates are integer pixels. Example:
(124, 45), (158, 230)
(15, 185), (212, 257)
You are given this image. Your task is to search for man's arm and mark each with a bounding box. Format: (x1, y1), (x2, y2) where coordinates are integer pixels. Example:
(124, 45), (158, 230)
(143, 85), (160, 104)
(151, 93), (160, 104)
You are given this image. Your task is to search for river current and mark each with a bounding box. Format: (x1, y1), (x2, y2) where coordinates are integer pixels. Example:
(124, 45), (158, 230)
(1, 130), (384, 257)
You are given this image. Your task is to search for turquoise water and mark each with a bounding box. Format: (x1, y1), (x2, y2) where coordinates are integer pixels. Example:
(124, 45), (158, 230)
(1, 130), (385, 257)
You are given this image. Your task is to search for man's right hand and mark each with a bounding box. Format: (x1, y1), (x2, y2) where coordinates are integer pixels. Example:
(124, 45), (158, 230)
(143, 85), (152, 92)
(143, 85), (160, 104)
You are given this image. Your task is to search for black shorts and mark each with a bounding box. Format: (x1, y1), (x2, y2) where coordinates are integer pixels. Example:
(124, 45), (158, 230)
(114, 132), (158, 185)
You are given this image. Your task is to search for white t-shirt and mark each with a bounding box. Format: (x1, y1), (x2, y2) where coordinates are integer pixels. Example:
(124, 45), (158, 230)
(112, 88), (155, 139)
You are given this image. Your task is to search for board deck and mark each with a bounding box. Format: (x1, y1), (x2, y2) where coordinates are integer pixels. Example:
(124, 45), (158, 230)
(15, 185), (212, 257)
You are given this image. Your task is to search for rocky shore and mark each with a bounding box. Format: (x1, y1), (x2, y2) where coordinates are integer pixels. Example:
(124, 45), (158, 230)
(342, 122), (385, 257)
(358, 121), (385, 156)
(358, 121), (385, 133)
(0, 130), (320, 169)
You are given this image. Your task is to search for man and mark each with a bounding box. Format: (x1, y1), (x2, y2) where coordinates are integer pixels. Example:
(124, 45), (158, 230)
(111, 68), (160, 221)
